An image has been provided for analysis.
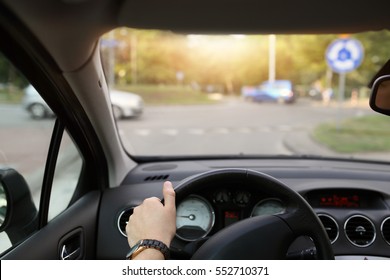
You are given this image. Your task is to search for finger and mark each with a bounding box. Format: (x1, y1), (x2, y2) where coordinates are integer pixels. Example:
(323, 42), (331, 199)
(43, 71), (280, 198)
(144, 196), (161, 203)
(162, 181), (175, 208)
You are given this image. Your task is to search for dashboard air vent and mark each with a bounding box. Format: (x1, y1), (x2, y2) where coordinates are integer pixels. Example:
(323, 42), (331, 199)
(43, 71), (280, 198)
(318, 214), (339, 244)
(117, 208), (134, 237)
(344, 215), (376, 247)
(381, 217), (390, 245)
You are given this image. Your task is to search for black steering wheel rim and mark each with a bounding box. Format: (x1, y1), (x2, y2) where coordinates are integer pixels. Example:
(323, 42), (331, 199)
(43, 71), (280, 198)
(173, 168), (334, 260)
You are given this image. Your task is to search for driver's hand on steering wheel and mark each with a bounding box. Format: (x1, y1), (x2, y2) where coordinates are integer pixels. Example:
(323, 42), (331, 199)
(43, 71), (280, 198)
(126, 181), (176, 260)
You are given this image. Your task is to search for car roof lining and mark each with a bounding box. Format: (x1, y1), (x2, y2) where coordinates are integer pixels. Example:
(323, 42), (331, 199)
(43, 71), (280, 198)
(6, 0), (390, 36)
(4, 0), (390, 72)
(117, 0), (390, 34)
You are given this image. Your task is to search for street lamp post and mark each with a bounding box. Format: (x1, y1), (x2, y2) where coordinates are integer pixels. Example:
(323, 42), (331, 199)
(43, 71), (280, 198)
(269, 34), (276, 83)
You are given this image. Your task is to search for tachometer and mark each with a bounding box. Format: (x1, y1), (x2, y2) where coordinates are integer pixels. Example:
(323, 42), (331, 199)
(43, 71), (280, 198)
(251, 198), (285, 216)
(176, 195), (215, 241)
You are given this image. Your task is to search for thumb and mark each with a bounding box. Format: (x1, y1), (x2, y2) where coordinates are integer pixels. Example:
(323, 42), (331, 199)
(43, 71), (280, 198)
(163, 181), (176, 209)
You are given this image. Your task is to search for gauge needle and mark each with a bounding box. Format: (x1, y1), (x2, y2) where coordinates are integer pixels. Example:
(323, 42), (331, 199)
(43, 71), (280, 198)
(177, 214), (196, 220)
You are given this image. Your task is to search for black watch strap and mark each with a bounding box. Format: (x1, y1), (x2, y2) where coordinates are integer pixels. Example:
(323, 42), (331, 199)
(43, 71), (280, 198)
(126, 239), (170, 260)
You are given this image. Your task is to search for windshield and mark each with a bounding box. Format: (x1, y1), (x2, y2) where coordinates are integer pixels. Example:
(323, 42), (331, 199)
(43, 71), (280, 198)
(101, 28), (390, 161)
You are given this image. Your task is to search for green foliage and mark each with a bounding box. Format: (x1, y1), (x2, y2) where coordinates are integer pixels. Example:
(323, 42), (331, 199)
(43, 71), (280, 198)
(0, 56), (28, 87)
(0, 53), (29, 103)
(102, 29), (390, 95)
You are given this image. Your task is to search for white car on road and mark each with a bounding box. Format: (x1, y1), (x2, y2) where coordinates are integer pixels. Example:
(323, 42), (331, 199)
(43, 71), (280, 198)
(22, 84), (143, 119)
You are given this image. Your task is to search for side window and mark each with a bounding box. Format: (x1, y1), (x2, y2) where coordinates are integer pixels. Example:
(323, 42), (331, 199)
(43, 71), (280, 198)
(49, 130), (82, 220)
(0, 53), (82, 253)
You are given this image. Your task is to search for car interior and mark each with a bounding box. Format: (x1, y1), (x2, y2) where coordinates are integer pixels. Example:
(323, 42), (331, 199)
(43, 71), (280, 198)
(0, 0), (390, 260)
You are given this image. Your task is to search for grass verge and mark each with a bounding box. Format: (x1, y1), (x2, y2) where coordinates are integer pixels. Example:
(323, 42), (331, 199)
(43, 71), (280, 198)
(313, 114), (390, 153)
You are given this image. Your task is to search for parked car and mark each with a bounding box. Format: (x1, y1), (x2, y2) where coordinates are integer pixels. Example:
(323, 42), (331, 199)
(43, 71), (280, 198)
(110, 90), (144, 119)
(1, 0), (390, 266)
(242, 80), (295, 103)
(22, 84), (143, 119)
(22, 84), (55, 119)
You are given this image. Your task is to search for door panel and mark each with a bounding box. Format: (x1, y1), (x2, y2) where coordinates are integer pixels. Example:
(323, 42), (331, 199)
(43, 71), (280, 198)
(2, 191), (100, 259)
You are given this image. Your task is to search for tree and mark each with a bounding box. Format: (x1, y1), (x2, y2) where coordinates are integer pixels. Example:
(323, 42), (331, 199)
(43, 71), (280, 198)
(102, 28), (390, 95)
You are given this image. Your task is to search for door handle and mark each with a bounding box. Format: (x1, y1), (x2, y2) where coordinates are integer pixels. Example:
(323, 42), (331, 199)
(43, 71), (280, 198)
(59, 228), (84, 260)
(60, 244), (81, 260)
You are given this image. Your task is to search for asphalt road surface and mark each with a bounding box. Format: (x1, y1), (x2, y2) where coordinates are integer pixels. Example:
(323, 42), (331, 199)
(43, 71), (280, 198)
(0, 99), (374, 174)
(116, 98), (373, 156)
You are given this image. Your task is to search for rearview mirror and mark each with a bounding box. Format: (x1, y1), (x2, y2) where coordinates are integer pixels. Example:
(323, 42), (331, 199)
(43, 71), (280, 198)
(369, 75), (390, 116)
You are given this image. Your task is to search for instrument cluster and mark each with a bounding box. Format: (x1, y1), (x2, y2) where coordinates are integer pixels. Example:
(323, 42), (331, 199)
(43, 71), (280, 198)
(175, 188), (286, 242)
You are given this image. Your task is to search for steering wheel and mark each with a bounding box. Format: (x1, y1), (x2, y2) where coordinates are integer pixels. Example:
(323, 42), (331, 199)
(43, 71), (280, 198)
(173, 168), (334, 260)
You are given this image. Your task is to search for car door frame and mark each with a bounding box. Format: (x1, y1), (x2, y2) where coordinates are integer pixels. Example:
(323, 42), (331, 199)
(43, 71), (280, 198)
(0, 3), (108, 259)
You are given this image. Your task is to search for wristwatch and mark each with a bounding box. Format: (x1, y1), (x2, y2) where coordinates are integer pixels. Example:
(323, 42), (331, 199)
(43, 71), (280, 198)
(126, 239), (170, 260)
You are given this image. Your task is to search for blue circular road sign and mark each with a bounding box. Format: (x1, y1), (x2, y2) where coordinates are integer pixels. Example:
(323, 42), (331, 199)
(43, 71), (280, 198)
(326, 38), (364, 73)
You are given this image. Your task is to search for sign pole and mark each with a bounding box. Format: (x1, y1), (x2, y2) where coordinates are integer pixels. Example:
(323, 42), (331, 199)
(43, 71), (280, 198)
(337, 72), (346, 129)
(325, 37), (364, 130)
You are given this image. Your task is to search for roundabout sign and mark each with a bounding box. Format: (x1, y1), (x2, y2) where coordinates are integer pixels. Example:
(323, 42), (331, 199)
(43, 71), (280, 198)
(326, 38), (364, 74)
(325, 38), (364, 128)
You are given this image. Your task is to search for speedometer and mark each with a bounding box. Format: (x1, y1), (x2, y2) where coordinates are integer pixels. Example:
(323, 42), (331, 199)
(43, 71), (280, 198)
(176, 195), (215, 241)
(251, 198), (285, 216)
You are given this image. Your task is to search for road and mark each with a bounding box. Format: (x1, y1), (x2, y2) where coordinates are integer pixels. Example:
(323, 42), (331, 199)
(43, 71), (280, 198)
(116, 98), (373, 156)
(0, 99), (374, 172)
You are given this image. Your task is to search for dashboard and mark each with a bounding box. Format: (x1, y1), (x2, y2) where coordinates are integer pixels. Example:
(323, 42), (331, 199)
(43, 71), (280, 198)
(169, 187), (389, 259)
(97, 158), (390, 260)
(175, 188), (287, 242)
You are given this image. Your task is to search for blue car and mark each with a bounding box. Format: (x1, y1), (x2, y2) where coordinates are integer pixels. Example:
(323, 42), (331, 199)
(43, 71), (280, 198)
(242, 80), (295, 103)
